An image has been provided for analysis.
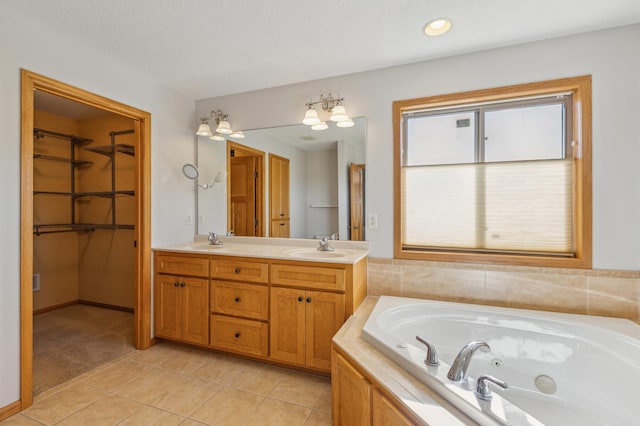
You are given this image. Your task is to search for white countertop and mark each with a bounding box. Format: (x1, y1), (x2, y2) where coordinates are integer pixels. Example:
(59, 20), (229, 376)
(153, 236), (369, 264)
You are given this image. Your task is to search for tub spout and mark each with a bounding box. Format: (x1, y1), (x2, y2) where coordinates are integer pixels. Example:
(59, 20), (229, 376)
(447, 340), (490, 382)
(415, 335), (439, 366)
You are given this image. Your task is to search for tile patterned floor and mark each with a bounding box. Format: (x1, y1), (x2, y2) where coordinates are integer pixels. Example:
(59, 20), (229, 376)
(3, 342), (332, 425)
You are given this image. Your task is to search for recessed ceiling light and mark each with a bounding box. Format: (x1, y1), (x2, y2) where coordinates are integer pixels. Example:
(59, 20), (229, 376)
(424, 18), (452, 36)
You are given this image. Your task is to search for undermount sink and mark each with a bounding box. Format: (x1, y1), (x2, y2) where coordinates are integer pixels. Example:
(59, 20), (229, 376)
(284, 248), (348, 259)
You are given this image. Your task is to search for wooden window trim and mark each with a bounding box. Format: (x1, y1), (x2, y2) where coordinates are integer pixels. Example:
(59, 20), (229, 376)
(393, 76), (592, 268)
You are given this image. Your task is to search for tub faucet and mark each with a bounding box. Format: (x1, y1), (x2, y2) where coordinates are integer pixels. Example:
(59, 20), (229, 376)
(475, 375), (508, 400)
(317, 236), (335, 252)
(415, 335), (439, 366)
(447, 340), (491, 382)
(208, 232), (223, 246)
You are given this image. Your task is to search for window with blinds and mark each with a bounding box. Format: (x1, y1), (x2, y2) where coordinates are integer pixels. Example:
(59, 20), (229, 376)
(393, 77), (592, 268)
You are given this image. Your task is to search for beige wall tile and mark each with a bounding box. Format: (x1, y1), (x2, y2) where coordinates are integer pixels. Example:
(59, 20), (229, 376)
(401, 265), (485, 303)
(367, 262), (402, 296)
(588, 277), (639, 320)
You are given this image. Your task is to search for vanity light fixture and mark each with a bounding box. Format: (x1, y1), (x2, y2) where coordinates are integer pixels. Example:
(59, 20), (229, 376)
(423, 18), (452, 36)
(197, 109), (244, 140)
(302, 93), (351, 130)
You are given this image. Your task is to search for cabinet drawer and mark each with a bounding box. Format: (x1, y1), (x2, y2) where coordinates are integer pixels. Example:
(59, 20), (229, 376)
(270, 263), (345, 291)
(210, 314), (268, 357)
(211, 259), (269, 283)
(211, 280), (269, 320)
(156, 255), (209, 277)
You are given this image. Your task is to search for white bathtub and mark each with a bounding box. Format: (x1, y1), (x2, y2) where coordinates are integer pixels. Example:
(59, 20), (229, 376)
(362, 296), (640, 426)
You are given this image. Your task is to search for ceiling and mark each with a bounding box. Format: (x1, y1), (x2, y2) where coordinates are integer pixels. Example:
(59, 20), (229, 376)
(7, 0), (640, 100)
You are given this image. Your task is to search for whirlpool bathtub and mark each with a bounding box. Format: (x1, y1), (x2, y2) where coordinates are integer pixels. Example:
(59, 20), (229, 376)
(362, 296), (640, 426)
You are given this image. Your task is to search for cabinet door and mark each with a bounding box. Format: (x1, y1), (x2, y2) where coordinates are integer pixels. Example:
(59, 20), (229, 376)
(180, 277), (209, 345)
(270, 287), (305, 364)
(333, 352), (371, 426)
(269, 154), (290, 220)
(155, 274), (181, 339)
(305, 291), (345, 370)
(372, 388), (415, 426)
(270, 219), (290, 238)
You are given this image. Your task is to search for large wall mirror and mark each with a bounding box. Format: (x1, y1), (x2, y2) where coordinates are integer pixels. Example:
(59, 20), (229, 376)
(196, 117), (366, 240)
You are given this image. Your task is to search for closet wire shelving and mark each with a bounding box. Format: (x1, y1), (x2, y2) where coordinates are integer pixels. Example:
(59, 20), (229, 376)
(33, 127), (136, 236)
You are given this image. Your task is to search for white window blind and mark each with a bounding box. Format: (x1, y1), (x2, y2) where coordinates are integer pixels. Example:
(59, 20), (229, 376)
(402, 159), (573, 254)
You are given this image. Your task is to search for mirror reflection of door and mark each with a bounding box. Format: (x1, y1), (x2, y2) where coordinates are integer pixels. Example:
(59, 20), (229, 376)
(349, 163), (365, 240)
(227, 142), (265, 236)
(269, 154), (290, 237)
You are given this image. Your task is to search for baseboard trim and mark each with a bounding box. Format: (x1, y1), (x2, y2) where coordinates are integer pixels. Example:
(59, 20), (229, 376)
(78, 300), (134, 313)
(0, 400), (21, 421)
(33, 300), (78, 315)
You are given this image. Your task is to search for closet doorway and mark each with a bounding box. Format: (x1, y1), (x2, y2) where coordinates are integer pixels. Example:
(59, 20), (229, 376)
(20, 70), (152, 408)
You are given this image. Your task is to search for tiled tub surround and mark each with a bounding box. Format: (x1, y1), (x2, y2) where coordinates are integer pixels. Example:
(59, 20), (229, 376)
(367, 258), (640, 321)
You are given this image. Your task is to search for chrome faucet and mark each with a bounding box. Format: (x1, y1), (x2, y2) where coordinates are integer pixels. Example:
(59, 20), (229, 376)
(475, 375), (508, 400)
(415, 335), (439, 366)
(208, 232), (223, 246)
(317, 236), (335, 252)
(447, 340), (490, 382)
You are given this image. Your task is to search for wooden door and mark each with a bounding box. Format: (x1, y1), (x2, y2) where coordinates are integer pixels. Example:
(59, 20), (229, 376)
(269, 154), (290, 237)
(332, 352), (371, 426)
(349, 163), (365, 241)
(154, 274), (181, 340)
(372, 388), (415, 426)
(230, 156), (256, 236)
(180, 277), (209, 345)
(305, 291), (345, 370)
(270, 287), (305, 364)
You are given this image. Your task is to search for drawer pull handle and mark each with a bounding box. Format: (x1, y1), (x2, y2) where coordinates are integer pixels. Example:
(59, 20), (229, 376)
(180, 282), (186, 288)
(280, 223), (285, 226)
(298, 296), (303, 302)
(306, 297), (312, 303)
(235, 267), (241, 274)
(174, 282), (179, 287)
(234, 296), (241, 302)
(234, 332), (241, 338)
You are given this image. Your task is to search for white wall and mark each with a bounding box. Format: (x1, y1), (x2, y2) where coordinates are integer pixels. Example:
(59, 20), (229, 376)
(306, 149), (339, 238)
(0, 7), (196, 407)
(196, 24), (640, 270)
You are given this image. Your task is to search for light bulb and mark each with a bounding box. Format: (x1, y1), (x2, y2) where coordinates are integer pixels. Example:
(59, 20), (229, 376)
(216, 120), (232, 134)
(336, 118), (354, 128)
(311, 121), (328, 131)
(424, 18), (452, 36)
(330, 105), (348, 122)
(303, 108), (320, 125)
(196, 123), (212, 136)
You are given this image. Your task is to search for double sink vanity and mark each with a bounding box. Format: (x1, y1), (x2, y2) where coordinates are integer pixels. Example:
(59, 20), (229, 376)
(153, 236), (368, 373)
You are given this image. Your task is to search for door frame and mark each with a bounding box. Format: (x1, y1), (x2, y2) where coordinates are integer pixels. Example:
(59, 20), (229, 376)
(20, 69), (153, 408)
(226, 141), (265, 236)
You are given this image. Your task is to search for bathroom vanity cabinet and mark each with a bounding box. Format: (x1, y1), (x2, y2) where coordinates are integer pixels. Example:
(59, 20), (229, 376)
(153, 250), (367, 373)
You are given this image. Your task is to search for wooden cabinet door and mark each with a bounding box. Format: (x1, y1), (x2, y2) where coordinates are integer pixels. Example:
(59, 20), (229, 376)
(155, 274), (181, 339)
(180, 277), (209, 345)
(270, 219), (290, 238)
(333, 352), (371, 426)
(305, 291), (345, 370)
(270, 287), (305, 364)
(269, 154), (290, 221)
(372, 388), (414, 426)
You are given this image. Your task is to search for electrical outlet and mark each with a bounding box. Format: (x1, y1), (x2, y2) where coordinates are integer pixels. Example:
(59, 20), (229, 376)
(367, 213), (378, 229)
(186, 214), (192, 225)
(199, 214), (204, 224)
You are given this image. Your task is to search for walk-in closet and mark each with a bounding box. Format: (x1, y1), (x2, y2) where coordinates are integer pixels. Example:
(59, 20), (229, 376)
(32, 90), (137, 395)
